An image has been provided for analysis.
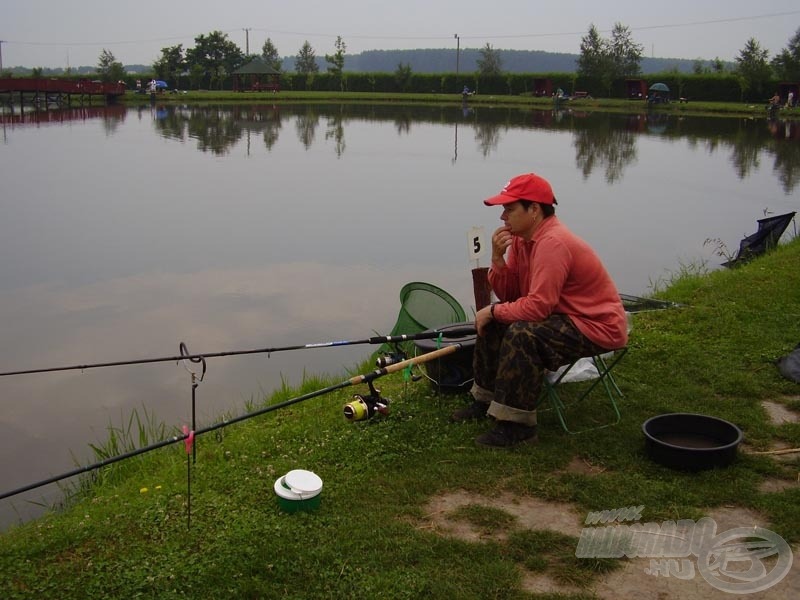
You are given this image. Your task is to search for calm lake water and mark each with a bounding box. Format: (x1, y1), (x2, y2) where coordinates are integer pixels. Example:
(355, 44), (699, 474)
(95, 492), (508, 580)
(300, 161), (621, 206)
(0, 102), (797, 528)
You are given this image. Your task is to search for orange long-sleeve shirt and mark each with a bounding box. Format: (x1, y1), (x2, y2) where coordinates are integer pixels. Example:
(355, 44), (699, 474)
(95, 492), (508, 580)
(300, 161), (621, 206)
(488, 216), (628, 350)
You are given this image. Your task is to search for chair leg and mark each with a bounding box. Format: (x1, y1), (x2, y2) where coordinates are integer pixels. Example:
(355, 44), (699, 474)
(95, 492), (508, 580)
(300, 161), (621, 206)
(593, 351), (625, 398)
(542, 348), (627, 434)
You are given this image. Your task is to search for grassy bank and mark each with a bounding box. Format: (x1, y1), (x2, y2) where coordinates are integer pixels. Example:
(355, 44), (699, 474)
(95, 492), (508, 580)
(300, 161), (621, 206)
(1, 237), (799, 599)
(126, 89), (800, 120)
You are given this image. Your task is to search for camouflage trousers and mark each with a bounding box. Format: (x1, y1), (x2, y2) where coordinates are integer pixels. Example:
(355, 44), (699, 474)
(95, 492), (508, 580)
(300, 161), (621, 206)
(472, 314), (608, 426)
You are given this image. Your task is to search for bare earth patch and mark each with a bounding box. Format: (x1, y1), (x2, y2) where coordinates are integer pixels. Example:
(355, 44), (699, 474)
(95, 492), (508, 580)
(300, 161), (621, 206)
(746, 401), (800, 480)
(417, 489), (799, 599)
(759, 475), (800, 493)
(762, 399), (800, 425)
(420, 489), (584, 542)
(744, 439), (800, 465)
(519, 571), (583, 596)
(563, 455), (608, 476)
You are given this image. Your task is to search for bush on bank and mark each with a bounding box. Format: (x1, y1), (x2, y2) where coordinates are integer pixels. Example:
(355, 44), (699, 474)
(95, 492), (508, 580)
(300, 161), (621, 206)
(13, 69), (791, 103)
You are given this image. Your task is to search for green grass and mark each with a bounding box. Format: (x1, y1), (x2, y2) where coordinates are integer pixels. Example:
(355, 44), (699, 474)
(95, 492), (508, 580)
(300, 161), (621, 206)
(126, 89), (800, 120)
(1, 238), (799, 599)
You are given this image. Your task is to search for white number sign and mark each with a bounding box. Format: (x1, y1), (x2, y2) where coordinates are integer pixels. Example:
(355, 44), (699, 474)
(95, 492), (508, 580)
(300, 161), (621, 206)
(467, 227), (486, 262)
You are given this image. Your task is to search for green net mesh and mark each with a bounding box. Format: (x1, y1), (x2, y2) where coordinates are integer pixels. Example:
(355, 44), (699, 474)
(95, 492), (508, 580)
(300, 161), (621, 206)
(379, 282), (467, 354)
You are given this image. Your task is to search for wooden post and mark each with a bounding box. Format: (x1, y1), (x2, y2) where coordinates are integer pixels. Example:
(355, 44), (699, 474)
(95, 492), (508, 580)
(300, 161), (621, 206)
(472, 267), (491, 311)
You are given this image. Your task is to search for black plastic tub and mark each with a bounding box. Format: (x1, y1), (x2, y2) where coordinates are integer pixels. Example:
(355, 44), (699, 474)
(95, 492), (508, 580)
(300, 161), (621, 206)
(642, 413), (743, 471)
(414, 322), (476, 393)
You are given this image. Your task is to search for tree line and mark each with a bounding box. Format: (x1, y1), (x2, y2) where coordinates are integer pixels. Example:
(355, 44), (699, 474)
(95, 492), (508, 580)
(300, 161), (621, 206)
(26, 23), (800, 102)
(574, 23), (800, 101)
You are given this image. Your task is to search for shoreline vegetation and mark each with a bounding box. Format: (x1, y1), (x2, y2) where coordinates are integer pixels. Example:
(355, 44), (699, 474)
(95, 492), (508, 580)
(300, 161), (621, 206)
(124, 90), (800, 120)
(0, 225), (798, 597)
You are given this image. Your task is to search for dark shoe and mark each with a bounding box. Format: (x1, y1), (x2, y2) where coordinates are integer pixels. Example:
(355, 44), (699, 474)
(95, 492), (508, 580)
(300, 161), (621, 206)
(450, 401), (489, 422)
(475, 421), (538, 448)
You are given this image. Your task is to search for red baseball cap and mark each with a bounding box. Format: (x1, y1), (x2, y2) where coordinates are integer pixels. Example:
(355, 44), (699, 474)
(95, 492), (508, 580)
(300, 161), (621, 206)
(483, 173), (557, 206)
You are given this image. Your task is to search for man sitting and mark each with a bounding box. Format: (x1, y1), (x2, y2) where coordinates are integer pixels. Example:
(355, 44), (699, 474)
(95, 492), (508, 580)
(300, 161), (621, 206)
(452, 173), (629, 447)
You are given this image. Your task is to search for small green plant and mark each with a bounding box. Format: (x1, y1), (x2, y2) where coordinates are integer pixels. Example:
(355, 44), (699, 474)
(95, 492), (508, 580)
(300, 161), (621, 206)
(86, 404), (170, 462)
(77, 405), (174, 490)
(449, 503), (517, 534)
(648, 257), (709, 295)
(704, 236), (736, 263)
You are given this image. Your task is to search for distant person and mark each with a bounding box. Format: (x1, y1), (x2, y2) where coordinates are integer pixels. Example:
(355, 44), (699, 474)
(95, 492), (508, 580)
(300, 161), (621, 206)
(787, 91), (795, 108)
(451, 172), (628, 447)
(462, 86), (472, 99)
(768, 92), (781, 118)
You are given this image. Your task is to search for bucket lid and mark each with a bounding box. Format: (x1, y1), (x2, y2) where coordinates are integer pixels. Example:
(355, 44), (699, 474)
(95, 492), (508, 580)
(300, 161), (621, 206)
(274, 476), (322, 501)
(274, 476), (302, 500)
(283, 469), (323, 496)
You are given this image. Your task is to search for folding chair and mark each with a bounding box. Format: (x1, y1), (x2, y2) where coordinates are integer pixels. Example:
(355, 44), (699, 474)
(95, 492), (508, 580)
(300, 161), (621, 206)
(541, 347), (628, 434)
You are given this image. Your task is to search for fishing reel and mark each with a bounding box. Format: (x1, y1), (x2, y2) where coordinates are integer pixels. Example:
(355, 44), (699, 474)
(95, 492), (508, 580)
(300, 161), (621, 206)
(375, 347), (422, 381)
(375, 351), (406, 368)
(343, 381), (390, 422)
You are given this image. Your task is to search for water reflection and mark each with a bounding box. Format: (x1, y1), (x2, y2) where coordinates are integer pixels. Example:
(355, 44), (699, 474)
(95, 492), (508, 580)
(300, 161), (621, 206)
(573, 116), (638, 183)
(296, 109), (317, 149)
(767, 121), (800, 190)
(325, 107), (346, 157)
(0, 104), (127, 125)
(393, 109), (412, 135)
(130, 104), (800, 192)
(474, 120), (502, 157)
(730, 120), (767, 179)
(0, 104), (128, 139)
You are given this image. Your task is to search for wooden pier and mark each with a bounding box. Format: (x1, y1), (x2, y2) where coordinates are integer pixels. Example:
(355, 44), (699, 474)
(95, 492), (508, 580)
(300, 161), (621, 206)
(0, 78), (126, 109)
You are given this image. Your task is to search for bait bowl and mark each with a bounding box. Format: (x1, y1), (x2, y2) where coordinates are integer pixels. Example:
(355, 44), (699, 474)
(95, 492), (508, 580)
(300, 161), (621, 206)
(643, 413), (743, 471)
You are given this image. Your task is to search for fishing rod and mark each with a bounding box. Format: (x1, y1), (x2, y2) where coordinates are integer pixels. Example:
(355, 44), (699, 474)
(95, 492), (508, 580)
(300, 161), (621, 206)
(0, 343), (462, 502)
(0, 326), (476, 378)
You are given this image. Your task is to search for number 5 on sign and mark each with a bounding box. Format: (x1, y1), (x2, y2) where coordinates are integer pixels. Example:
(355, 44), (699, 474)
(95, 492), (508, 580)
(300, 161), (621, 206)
(467, 227), (486, 264)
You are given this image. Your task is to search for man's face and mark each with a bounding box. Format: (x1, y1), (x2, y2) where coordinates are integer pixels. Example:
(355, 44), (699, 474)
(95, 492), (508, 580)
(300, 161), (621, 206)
(500, 201), (537, 239)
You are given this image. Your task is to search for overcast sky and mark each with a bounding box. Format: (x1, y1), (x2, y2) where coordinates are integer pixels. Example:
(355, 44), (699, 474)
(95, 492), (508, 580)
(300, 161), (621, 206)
(2, 1), (799, 69)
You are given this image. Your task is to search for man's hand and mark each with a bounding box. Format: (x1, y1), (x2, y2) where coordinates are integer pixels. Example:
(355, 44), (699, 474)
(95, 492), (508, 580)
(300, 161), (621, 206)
(476, 304), (494, 337)
(491, 225), (512, 267)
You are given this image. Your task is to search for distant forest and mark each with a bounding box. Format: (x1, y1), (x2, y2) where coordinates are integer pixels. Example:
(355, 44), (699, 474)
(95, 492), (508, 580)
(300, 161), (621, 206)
(315, 48), (720, 75)
(8, 48), (725, 76)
